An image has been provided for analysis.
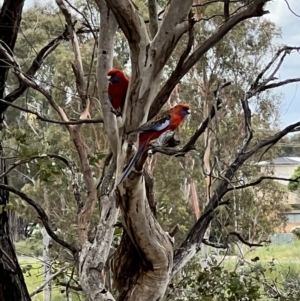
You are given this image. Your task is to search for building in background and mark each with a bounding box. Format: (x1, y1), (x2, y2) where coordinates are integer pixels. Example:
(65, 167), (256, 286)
(257, 157), (300, 232)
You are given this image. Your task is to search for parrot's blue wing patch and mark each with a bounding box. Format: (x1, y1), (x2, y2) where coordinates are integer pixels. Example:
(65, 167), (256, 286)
(137, 116), (171, 133)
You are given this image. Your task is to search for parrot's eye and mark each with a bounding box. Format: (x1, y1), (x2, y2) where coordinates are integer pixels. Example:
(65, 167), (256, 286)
(179, 108), (191, 117)
(108, 75), (120, 84)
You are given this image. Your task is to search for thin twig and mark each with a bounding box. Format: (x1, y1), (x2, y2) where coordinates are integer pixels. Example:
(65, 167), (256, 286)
(227, 175), (300, 192)
(284, 0), (300, 18)
(0, 99), (103, 125)
(0, 184), (77, 254)
(0, 153), (70, 179)
(56, 0), (89, 116)
(202, 238), (228, 249)
(30, 266), (69, 297)
(229, 231), (264, 247)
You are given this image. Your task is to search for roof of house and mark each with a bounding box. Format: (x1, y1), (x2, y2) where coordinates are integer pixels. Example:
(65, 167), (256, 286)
(257, 157), (300, 166)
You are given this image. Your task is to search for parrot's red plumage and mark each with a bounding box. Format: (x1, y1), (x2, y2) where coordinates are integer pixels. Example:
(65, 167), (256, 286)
(107, 69), (129, 114)
(118, 103), (191, 184)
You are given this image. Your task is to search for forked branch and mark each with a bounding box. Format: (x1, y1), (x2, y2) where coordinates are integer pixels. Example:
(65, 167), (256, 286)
(172, 120), (300, 276)
(227, 176), (300, 191)
(104, 0), (147, 44)
(152, 0), (270, 115)
(0, 42), (69, 123)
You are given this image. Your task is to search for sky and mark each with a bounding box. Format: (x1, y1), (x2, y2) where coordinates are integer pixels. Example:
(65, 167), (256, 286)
(263, 0), (300, 128)
(19, 0), (300, 128)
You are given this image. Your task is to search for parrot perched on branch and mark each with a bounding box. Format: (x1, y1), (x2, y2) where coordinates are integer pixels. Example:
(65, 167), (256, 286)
(118, 103), (191, 184)
(107, 69), (129, 115)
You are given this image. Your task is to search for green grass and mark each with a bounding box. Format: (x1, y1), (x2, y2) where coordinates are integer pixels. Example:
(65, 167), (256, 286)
(244, 239), (300, 261)
(16, 238), (300, 300)
(20, 259), (82, 301)
(15, 238), (43, 257)
(16, 239), (82, 300)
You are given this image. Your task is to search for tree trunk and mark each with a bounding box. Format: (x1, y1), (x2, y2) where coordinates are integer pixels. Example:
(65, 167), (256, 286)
(42, 228), (52, 301)
(8, 211), (26, 242)
(0, 146), (31, 301)
(42, 189), (52, 301)
(0, 1), (31, 300)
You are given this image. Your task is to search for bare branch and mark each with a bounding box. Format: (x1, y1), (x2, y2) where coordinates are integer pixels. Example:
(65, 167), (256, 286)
(30, 266), (69, 297)
(227, 176), (300, 192)
(56, 0), (89, 114)
(239, 46), (300, 152)
(56, 282), (82, 292)
(172, 118), (300, 276)
(169, 224), (179, 237)
(229, 231), (263, 247)
(0, 184), (77, 254)
(253, 48), (287, 88)
(151, 0), (269, 115)
(249, 46), (300, 93)
(0, 42), (69, 122)
(0, 25), (100, 119)
(103, 0), (148, 44)
(156, 0), (242, 17)
(148, 0), (159, 39)
(284, 0), (300, 18)
(247, 121), (300, 156)
(224, 0), (230, 20)
(151, 1), (194, 76)
(94, 0), (119, 156)
(72, 127), (97, 243)
(0, 151), (83, 212)
(202, 239), (228, 249)
(240, 92), (253, 151)
(0, 99), (103, 125)
(257, 78), (300, 93)
(65, 0), (97, 41)
(1, 30), (68, 118)
(0, 153), (70, 179)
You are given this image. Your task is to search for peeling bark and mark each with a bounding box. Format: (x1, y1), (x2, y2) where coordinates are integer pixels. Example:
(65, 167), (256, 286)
(79, 195), (119, 301)
(113, 182), (173, 300)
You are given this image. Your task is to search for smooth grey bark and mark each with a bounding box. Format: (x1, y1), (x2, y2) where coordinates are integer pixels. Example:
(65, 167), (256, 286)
(42, 227), (52, 301)
(78, 0), (273, 300)
(77, 2), (119, 301)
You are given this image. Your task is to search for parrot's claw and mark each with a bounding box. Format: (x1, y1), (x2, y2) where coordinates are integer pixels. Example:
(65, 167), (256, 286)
(111, 107), (122, 117)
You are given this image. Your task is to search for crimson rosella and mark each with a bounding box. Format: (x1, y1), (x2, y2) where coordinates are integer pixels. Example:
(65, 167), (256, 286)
(107, 69), (129, 114)
(118, 103), (191, 184)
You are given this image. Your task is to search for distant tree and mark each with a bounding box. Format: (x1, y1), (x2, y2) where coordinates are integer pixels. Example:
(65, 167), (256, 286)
(288, 166), (300, 192)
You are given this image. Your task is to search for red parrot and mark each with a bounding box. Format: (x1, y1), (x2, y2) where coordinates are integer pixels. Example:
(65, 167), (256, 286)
(118, 103), (191, 184)
(107, 69), (129, 114)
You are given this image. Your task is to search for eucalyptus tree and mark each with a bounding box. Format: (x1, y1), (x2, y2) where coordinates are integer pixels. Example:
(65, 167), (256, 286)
(0, 1), (300, 301)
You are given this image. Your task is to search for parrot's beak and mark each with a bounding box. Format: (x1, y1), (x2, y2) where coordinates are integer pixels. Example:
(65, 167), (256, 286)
(187, 109), (191, 114)
(107, 75), (111, 81)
